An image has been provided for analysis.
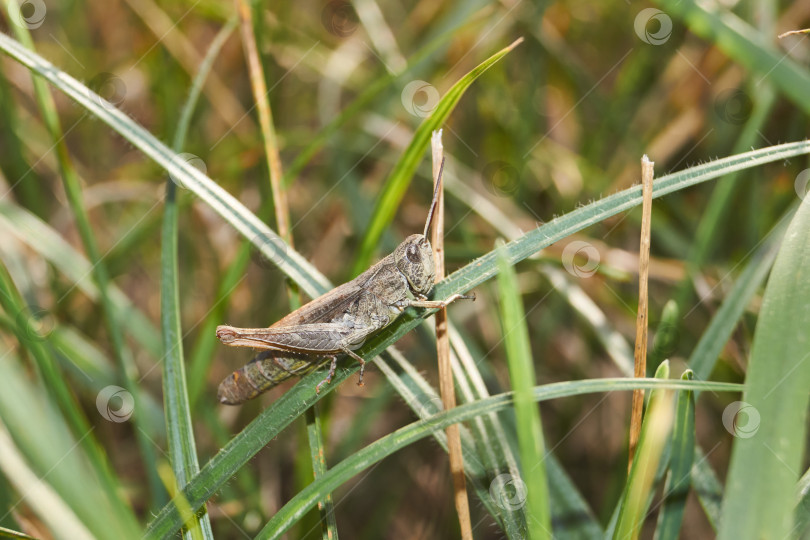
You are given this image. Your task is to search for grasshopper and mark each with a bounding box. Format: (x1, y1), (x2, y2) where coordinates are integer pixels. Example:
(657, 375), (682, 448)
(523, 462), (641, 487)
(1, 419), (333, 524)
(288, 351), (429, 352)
(216, 160), (473, 404)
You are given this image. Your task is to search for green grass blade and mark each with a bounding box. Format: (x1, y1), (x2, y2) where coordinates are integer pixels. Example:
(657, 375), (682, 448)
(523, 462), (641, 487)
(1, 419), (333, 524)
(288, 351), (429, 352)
(158, 19), (234, 538)
(433, 141), (810, 304)
(305, 405), (338, 538)
(688, 206), (793, 381)
(161, 177), (211, 538)
(0, 525), (37, 540)
(654, 370), (696, 540)
(690, 446), (723, 530)
(353, 38), (523, 273)
(657, 0), (810, 115)
(717, 196), (810, 538)
(144, 377), (738, 538)
(496, 245), (551, 539)
(254, 377), (733, 540)
(0, 30), (331, 299)
(446, 326), (532, 536)
(614, 362), (676, 540)
(794, 467), (810, 536)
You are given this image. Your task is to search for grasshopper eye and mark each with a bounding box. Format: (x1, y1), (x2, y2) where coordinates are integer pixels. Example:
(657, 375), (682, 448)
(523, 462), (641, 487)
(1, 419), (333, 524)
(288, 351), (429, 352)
(406, 244), (420, 263)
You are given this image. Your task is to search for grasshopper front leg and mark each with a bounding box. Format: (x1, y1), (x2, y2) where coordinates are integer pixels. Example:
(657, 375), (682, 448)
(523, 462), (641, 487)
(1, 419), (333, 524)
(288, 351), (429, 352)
(407, 292), (475, 310)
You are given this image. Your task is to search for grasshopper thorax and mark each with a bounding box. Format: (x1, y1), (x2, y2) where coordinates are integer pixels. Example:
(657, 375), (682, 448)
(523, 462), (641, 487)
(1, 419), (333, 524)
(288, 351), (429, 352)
(394, 234), (435, 296)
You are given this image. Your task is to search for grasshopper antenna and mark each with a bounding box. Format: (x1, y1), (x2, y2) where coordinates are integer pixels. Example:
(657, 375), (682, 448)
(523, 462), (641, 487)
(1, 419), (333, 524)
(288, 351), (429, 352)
(423, 157), (446, 238)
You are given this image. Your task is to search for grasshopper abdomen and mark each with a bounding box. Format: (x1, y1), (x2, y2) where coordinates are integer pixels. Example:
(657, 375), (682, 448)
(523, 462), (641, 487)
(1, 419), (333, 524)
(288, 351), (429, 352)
(218, 351), (322, 404)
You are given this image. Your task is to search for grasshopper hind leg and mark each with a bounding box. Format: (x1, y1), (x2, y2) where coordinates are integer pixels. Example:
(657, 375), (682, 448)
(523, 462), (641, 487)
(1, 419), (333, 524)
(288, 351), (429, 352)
(315, 355), (338, 393)
(341, 347), (366, 387)
(314, 349), (367, 393)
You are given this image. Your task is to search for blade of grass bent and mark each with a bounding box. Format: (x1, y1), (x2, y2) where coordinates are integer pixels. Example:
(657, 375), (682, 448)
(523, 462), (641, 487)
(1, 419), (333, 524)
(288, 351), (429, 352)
(158, 99), (209, 540)
(146, 374), (738, 538)
(353, 37), (524, 274)
(255, 378), (735, 540)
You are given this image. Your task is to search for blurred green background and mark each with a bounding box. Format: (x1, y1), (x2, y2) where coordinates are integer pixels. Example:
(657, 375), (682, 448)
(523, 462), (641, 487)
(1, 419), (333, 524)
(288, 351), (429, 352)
(1, 0), (809, 538)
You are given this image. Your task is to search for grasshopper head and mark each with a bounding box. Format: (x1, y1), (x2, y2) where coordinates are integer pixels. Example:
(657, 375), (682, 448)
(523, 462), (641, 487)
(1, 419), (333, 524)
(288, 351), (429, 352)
(395, 234), (435, 296)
